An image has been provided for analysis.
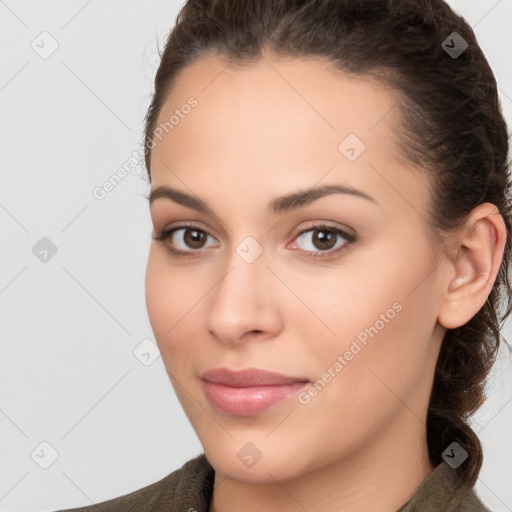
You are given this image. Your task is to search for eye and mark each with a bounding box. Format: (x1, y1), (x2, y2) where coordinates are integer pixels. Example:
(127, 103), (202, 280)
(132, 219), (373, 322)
(153, 222), (356, 260)
(153, 225), (218, 256)
(290, 224), (355, 259)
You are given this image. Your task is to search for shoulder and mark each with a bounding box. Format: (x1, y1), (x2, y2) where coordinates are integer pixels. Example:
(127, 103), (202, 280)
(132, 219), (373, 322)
(398, 461), (491, 512)
(445, 479), (491, 512)
(434, 463), (491, 512)
(443, 485), (491, 511)
(51, 453), (214, 512)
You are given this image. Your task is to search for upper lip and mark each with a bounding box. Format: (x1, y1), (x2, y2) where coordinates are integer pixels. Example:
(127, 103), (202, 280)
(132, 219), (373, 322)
(200, 367), (309, 387)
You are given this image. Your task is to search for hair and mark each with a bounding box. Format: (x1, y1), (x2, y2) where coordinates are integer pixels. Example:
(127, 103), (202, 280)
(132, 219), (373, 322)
(143, 0), (512, 488)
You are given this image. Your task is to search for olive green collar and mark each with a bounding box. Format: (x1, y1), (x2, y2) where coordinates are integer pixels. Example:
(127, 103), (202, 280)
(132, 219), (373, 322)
(396, 461), (489, 512)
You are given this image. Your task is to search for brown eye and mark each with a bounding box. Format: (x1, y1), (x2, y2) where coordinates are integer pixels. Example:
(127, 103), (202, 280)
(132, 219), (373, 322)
(292, 225), (355, 258)
(311, 228), (338, 250)
(153, 225), (217, 254)
(183, 228), (208, 249)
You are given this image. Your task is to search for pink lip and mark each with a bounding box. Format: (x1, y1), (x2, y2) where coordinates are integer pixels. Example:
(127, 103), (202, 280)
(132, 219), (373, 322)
(200, 368), (310, 416)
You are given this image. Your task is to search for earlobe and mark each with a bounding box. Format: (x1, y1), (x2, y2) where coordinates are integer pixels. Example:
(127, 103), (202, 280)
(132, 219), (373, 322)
(437, 203), (506, 330)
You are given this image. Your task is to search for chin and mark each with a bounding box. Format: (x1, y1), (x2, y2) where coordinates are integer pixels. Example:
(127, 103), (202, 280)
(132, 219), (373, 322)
(203, 440), (310, 483)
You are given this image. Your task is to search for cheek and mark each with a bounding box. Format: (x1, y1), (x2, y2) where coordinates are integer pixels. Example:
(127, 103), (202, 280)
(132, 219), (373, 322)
(145, 248), (196, 343)
(297, 238), (437, 366)
(145, 250), (172, 339)
(311, 254), (438, 412)
(293, 274), (407, 385)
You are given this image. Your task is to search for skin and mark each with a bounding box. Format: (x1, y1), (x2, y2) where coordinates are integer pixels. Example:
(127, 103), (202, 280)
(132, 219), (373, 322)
(144, 54), (506, 512)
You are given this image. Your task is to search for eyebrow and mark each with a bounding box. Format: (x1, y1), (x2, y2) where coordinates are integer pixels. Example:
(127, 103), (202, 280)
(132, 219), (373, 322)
(148, 184), (377, 216)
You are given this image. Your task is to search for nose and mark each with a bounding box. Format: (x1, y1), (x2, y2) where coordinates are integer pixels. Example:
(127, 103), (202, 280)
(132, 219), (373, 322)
(204, 247), (283, 347)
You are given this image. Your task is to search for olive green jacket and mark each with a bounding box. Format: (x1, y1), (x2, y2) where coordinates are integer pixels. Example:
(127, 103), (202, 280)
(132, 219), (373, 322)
(53, 453), (491, 512)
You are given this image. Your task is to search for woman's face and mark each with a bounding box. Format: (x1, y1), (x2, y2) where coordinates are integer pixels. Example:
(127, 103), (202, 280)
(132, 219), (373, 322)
(145, 56), (446, 481)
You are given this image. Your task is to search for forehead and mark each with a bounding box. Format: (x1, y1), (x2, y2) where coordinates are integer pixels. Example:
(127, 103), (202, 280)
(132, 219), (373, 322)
(155, 54), (403, 141)
(149, 55), (429, 219)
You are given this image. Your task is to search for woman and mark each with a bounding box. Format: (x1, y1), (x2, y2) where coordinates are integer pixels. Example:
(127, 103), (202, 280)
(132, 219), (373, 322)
(55, 0), (511, 510)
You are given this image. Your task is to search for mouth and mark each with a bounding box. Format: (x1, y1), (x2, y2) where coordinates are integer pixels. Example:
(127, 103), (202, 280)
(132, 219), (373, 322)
(200, 367), (310, 416)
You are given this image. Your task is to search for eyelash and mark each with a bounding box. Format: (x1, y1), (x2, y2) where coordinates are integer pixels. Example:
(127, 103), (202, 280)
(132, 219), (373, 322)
(152, 223), (357, 260)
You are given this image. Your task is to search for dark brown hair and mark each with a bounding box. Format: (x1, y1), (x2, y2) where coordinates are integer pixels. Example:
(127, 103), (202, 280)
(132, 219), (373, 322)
(143, 0), (512, 488)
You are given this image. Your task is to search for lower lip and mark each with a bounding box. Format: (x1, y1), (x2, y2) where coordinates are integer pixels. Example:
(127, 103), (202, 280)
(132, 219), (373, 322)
(202, 380), (309, 416)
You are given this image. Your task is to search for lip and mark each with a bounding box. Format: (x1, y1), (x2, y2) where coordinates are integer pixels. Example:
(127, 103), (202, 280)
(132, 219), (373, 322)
(200, 367), (309, 387)
(200, 368), (310, 416)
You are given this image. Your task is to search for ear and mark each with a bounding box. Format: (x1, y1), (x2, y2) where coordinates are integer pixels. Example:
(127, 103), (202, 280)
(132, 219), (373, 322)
(437, 203), (507, 330)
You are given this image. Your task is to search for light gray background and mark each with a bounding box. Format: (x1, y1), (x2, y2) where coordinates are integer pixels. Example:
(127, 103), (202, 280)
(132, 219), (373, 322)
(0, 1), (511, 511)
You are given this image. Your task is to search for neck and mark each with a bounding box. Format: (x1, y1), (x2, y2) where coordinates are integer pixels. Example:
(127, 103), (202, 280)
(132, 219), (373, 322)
(209, 415), (435, 512)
